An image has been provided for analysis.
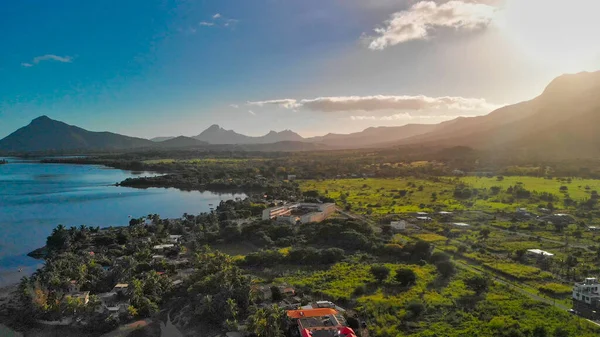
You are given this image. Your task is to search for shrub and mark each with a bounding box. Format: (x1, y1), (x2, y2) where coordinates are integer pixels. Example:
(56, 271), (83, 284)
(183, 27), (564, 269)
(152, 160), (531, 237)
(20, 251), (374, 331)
(435, 261), (455, 278)
(395, 268), (417, 287)
(370, 265), (390, 283)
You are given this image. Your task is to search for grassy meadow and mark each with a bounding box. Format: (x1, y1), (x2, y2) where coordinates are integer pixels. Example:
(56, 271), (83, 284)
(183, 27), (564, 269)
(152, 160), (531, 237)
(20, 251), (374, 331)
(300, 176), (600, 214)
(277, 262), (600, 337)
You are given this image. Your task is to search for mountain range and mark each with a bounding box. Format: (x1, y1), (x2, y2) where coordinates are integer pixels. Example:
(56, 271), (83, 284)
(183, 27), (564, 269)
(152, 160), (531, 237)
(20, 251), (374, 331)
(1, 71), (599, 156)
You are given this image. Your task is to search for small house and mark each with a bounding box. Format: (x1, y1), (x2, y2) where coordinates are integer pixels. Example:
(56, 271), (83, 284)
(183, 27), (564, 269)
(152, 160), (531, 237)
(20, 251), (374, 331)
(526, 249), (554, 257)
(153, 244), (175, 250)
(67, 280), (80, 293)
(390, 221), (407, 230)
(168, 235), (183, 244)
(65, 291), (90, 305)
(112, 283), (130, 295)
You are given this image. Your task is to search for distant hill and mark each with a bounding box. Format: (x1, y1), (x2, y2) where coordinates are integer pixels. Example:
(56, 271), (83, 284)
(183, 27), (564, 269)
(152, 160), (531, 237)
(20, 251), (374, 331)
(193, 124), (304, 144)
(392, 71), (600, 158)
(192, 123), (435, 148)
(0, 116), (153, 152)
(307, 124), (437, 148)
(150, 136), (175, 142)
(155, 136), (208, 148)
(5, 71), (600, 156)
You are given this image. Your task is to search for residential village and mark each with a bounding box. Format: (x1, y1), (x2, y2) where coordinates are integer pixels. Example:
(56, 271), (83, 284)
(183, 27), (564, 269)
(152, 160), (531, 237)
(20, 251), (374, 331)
(5, 187), (600, 336)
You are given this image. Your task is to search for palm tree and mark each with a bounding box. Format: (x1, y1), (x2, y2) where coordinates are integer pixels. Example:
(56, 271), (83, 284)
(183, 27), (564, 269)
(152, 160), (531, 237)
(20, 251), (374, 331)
(247, 305), (286, 337)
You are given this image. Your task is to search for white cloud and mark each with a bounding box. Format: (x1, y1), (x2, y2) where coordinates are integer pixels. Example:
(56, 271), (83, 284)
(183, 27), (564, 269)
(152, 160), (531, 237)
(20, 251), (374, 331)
(229, 104), (239, 109)
(367, 1), (497, 50)
(249, 95), (499, 113)
(200, 13), (238, 29)
(248, 110), (256, 116)
(351, 113), (464, 121)
(22, 54), (73, 67)
(247, 99), (301, 109)
(350, 115), (378, 121)
(224, 19), (239, 28)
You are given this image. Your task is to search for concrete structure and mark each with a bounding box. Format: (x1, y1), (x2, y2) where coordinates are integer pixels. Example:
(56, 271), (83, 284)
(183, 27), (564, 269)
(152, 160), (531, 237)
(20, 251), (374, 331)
(390, 221), (407, 230)
(153, 244), (175, 250)
(65, 291), (90, 305)
(301, 301), (346, 312)
(573, 278), (600, 319)
(262, 205), (292, 220)
(96, 292), (129, 316)
(112, 283), (129, 295)
(262, 203), (336, 224)
(541, 214), (574, 225)
(526, 249), (554, 257)
(168, 235), (183, 243)
(67, 280), (79, 293)
(452, 223), (471, 228)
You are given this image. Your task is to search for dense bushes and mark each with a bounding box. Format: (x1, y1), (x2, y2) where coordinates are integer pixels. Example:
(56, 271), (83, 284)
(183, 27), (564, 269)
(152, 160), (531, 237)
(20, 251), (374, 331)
(241, 247), (345, 267)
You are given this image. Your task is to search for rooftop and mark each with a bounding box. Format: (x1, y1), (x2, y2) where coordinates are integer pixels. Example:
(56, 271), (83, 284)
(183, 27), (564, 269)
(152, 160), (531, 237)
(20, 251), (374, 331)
(153, 244), (175, 249)
(527, 249), (554, 257)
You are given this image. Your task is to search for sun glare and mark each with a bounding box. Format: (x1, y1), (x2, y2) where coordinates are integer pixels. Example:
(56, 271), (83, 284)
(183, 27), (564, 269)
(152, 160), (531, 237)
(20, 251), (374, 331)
(497, 0), (600, 72)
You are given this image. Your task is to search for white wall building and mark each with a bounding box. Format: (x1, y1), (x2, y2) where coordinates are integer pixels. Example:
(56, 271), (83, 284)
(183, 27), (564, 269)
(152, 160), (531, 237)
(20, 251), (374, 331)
(390, 221), (407, 230)
(262, 203), (336, 224)
(526, 249), (554, 257)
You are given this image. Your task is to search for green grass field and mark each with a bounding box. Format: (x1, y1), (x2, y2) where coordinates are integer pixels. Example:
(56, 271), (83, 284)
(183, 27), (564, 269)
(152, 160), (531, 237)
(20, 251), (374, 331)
(300, 178), (464, 214)
(278, 262), (600, 337)
(300, 176), (600, 214)
(461, 176), (600, 201)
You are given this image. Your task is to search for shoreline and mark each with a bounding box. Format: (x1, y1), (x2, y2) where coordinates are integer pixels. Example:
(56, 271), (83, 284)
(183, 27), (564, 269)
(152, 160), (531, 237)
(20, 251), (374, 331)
(0, 284), (23, 336)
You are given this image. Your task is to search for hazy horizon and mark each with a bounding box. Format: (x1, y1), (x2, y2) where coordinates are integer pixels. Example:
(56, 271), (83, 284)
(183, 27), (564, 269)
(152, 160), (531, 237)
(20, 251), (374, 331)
(2, 0), (599, 139)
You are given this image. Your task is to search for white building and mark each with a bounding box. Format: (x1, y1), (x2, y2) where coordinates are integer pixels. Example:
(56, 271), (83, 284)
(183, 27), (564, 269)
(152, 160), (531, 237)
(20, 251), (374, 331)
(262, 205), (292, 220)
(526, 249), (554, 257)
(390, 221), (407, 230)
(168, 235), (183, 243)
(153, 244), (175, 250)
(573, 278), (600, 319)
(262, 203), (336, 224)
(453, 223), (471, 228)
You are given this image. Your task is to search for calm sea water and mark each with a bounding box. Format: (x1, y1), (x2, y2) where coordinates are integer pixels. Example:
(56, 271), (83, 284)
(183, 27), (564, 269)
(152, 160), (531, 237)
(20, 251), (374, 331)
(0, 157), (246, 286)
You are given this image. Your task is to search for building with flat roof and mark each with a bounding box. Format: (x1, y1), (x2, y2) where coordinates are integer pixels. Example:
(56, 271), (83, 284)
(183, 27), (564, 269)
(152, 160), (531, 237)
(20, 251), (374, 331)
(526, 249), (554, 257)
(153, 244), (175, 250)
(262, 203), (336, 224)
(65, 291), (90, 305)
(573, 278), (600, 319)
(287, 308), (357, 337)
(390, 221), (407, 230)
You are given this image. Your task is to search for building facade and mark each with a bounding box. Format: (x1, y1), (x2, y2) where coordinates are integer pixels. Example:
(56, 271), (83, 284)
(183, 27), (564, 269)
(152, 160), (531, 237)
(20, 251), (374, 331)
(262, 203), (336, 224)
(572, 278), (600, 319)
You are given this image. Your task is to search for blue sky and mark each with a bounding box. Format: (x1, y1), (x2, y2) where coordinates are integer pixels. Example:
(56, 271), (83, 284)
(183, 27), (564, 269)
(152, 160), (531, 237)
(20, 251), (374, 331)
(1, 0), (599, 139)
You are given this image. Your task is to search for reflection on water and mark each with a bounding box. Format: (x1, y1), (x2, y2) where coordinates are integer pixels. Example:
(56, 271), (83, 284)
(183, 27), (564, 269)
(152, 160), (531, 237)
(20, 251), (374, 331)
(0, 157), (245, 286)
